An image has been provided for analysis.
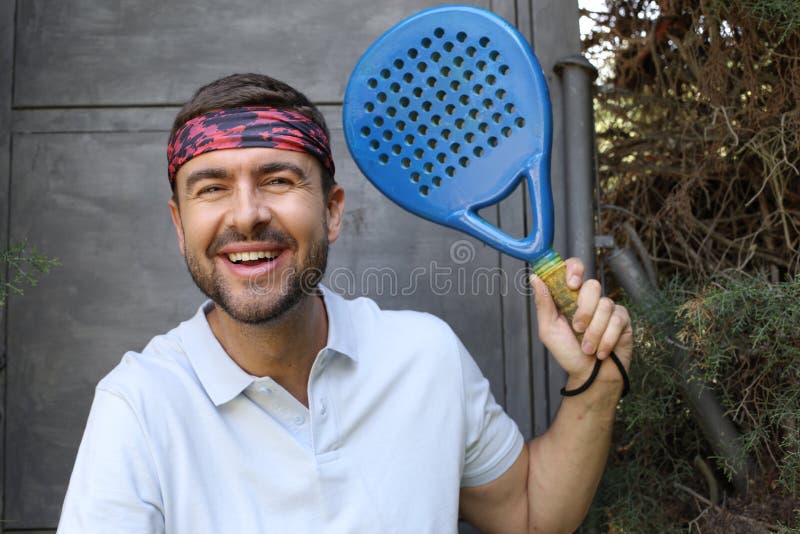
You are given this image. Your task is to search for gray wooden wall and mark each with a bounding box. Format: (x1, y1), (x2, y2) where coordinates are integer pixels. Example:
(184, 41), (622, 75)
(1, 0), (582, 530)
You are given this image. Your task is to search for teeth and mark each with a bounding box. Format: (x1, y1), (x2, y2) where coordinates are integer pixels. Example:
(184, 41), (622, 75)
(227, 250), (280, 263)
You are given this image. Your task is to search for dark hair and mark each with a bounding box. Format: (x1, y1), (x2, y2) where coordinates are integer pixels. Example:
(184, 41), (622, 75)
(170, 73), (335, 198)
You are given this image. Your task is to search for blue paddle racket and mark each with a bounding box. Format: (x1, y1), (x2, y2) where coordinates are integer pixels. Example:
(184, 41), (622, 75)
(343, 5), (628, 396)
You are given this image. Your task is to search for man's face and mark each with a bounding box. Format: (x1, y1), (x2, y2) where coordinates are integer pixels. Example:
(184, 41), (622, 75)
(169, 147), (344, 324)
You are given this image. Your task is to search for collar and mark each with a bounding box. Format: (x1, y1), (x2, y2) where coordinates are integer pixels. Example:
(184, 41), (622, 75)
(179, 284), (358, 406)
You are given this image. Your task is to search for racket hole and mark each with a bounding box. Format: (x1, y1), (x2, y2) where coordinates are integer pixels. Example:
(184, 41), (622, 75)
(360, 126), (371, 137)
(413, 87), (423, 98)
(404, 134), (414, 145)
(489, 50), (500, 61)
(515, 117), (526, 128)
(434, 27), (445, 38)
(486, 75), (497, 86)
(455, 118), (465, 129)
(399, 97), (410, 107)
(456, 31), (467, 42)
(473, 84), (484, 95)
(431, 51), (441, 63)
(414, 148), (424, 159)
(379, 153), (389, 164)
(390, 82), (401, 93)
(442, 129), (451, 140)
(419, 185), (430, 196)
(432, 176), (442, 187)
(432, 115), (441, 125)
(383, 130), (393, 140)
(466, 46), (477, 58)
(446, 166), (456, 177)
(469, 108), (479, 119)
(479, 36), (490, 47)
(445, 104), (456, 115)
(392, 144), (402, 155)
(422, 101), (433, 111)
(450, 80), (460, 91)
(488, 136), (498, 147)
(377, 92), (387, 103)
(459, 95), (470, 105)
(443, 41), (454, 52)
(403, 73), (413, 83)
(450, 142), (461, 153)
(401, 157), (411, 168)
(459, 157), (470, 168)
(427, 139), (437, 149)
(423, 162), (434, 173)
(369, 140), (379, 150)
(441, 66), (451, 77)
(479, 122), (489, 133)
(368, 78), (378, 89)
(417, 125), (427, 135)
(407, 48), (419, 59)
(417, 62), (428, 73)
(364, 102), (375, 112)
(411, 172), (420, 182)
(426, 77), (437, 87)
(464, 70), (474, 81)
(483, 99), (494, 110)
(505, 103), (515, 114)
(386, 107), (397, 117)
(373, 116), (384, 127)
(474, 146), (484, 157)
(464, 133), (475, 143)
(436, 153), (446, 163)
(492, 112), (502, 123)
(381, 69), (391, 79)
(396, 120), (406, 131)
(409, 111), (420, 122)
(421, 38), (432, 48)
(496, 89), (506, 100)
(477, 60), (487, 71)
(499, 65), (510, 75)
(394, 59), (405, 69)
(436, 91), (446, 102)
(454, 56), (464, 67)
(502, 126), (512, 137)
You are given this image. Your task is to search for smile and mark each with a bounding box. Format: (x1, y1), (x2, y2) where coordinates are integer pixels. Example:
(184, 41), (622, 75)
(227, 250), (280, 264)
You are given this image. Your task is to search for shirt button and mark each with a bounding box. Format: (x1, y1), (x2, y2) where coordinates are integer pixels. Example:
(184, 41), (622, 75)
(319, 399), (327, 416)
(294, 414), (305, 425)
(258, 387), (272, 394)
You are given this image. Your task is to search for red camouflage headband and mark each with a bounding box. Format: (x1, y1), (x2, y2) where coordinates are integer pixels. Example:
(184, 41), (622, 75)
(167, 107), (335, 187)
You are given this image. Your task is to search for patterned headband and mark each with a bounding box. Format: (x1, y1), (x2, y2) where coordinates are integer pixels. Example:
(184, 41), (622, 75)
(167, 107), (335, 187)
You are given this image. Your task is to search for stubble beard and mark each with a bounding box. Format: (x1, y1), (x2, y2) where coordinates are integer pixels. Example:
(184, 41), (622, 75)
(183, 225), (329, 325)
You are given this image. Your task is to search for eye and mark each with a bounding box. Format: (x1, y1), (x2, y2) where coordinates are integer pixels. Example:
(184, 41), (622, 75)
(197, 185), (225, 195)
(264, 176), (294, 188)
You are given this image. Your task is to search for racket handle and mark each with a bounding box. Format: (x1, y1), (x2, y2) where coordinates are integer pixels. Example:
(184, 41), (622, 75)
(531, 250), (630, 397)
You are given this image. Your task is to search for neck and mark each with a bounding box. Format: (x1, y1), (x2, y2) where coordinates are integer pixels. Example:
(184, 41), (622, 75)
(206, 293), (328, 406)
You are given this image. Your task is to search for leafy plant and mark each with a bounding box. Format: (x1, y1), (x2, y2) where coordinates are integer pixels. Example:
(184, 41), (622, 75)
(0, 240), (60, 306)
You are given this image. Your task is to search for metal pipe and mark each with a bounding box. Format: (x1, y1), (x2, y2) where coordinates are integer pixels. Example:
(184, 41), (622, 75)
(555, 55), (598, 277)
(607, 247), (756, 494)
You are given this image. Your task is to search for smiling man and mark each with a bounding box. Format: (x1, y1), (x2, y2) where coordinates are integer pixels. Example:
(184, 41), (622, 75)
(58, 73), (632, 534)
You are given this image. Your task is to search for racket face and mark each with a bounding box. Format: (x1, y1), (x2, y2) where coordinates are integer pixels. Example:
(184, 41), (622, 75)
(343, 5), (554, 259)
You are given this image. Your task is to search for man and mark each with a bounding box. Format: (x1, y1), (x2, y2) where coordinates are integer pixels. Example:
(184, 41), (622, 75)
(59, 73), (632, 533)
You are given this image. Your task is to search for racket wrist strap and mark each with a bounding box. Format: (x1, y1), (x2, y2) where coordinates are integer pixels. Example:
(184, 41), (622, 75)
(560, 352), (630, 398)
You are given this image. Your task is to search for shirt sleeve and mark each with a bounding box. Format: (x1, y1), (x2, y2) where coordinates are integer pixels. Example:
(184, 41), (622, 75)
(57, 388), (165, 534)
(457, 337), (525, 488)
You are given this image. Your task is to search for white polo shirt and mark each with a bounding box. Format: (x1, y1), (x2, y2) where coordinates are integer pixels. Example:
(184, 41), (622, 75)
(58, 287), (524, 534)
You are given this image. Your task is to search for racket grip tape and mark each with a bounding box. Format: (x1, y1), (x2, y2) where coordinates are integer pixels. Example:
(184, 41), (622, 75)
(531, 252), (630, 398)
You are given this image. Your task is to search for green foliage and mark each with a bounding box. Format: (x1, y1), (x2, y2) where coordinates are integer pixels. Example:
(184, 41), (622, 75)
(593, 275), (800, 532)
(0, 241), (60, 306)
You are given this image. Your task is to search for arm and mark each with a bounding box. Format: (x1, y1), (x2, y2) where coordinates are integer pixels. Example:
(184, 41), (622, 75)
(460, 258), (633, 533)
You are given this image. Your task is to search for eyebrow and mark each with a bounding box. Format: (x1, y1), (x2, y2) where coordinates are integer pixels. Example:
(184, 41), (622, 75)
(182, 160), (312, 196)
(184, 168), (229, 194)
(254, 161), (310, 181)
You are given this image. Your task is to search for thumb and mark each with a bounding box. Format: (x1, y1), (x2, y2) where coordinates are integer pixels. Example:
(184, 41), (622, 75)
(530, 274), (559, 328)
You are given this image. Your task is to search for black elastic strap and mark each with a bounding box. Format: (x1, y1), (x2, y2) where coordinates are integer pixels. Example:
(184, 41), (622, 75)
(560, 352), (630, 398)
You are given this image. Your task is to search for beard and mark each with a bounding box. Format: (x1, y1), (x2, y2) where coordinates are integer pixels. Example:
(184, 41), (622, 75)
(183, 223), (329, 325)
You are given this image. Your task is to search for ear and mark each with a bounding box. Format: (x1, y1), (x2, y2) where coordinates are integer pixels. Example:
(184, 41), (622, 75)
(325, 184), (346, 244)
(168, 197), (186, 257)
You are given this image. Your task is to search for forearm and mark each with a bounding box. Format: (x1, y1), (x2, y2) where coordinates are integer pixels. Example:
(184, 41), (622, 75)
(526, 373), (620, 533)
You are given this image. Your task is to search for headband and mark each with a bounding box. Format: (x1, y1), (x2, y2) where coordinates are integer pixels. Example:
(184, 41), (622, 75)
(167, 107), (335, 186)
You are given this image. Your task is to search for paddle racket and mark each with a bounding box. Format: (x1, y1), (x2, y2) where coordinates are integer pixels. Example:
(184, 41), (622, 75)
(343, 5), (628, 396)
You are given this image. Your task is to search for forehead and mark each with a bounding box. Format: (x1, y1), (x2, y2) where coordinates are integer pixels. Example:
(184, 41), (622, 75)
(175, 147), (323, 186)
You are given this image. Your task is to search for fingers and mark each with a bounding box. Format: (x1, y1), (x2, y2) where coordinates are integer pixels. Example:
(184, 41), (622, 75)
(564, 257), (585, 290)
(596, 305), (631, 361)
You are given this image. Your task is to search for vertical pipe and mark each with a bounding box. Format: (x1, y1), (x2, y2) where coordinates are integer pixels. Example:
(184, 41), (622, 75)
(554, 55), (598, 277)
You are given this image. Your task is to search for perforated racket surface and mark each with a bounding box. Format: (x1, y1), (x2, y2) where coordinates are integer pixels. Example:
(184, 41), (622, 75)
(343, 5), (553, 262)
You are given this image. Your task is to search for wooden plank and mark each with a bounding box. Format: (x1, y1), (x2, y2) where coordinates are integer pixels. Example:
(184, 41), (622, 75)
(15, 0), (489, 108)
(12, 107), (179, 134)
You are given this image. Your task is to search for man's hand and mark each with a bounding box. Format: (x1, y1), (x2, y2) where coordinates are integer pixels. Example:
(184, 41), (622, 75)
(530, 257), (633, 402)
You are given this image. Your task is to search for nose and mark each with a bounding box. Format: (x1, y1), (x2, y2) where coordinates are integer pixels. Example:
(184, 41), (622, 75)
(226, 185), (271, 234)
